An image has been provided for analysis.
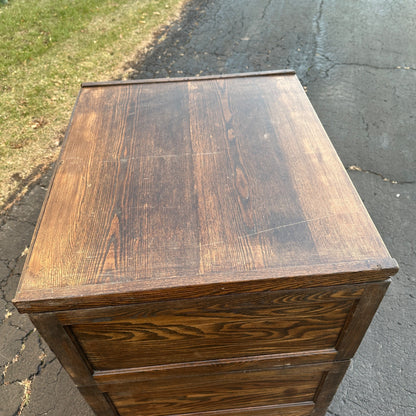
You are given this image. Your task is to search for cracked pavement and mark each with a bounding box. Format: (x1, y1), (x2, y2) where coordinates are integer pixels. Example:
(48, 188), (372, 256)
(1, 0), (415, 415)
(0, 172), (94, 416)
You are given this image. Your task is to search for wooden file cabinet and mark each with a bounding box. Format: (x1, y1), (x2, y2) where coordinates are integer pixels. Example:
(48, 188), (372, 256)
(13, 70), (398, 416)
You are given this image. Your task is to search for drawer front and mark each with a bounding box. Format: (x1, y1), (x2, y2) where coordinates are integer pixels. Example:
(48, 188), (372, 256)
(111, 401), (313, 416)
(65, 287), (361, 371)
(97, 362), (340, 416)
(164, 404), (315, 416)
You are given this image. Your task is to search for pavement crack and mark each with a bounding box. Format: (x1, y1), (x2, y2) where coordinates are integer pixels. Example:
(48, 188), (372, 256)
(5, 330), (52, 415)
(0, 260), (17, 301)
(261, 0), (273, 20)
(312, 59), (415, 80)
(1, 329), (37, 383)
(2, 215), (37, 227)
(312, 0), (325, 58)
(1, 246), (29, 286)
(327, 61), (416, 74)
(360, 113), (370, 137)
(13, 378), (32, 416)
(347, 165), (415, 184)
(4, 320), (27, 332)
(0, 257), (12, 264)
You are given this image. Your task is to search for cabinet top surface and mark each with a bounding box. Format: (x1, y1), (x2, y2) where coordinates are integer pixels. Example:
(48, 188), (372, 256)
(15, 71), (397, 309)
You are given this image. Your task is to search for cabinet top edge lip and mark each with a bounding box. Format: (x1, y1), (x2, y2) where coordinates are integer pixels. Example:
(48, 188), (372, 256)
(80, 69), (297, 88)
(13, 257), (398, 314)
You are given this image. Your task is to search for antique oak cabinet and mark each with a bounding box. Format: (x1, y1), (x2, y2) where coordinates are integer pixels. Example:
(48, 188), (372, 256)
(14, 71), (398, 416)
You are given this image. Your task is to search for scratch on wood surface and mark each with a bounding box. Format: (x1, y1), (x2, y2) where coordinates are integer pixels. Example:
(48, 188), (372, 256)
(201, 214), (337, 247)
(75, 215), (338, 255)
(145, 151), (223, 160)
(98, 152), (223, 163)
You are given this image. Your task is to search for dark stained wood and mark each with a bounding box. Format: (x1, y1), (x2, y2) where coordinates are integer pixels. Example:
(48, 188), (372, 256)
(54, 283), (366, 325)
(72, 303), (346, 370)
(12, 71), (398, 416)
(65, 286), (356, 371)
(92, 351), (338, 384)
(311, 361), (350, 416)
(29, 313), (94, 386)
(13, 258), (397, 313)
(76, 387), (118, 416)
(29, 314), (116, 415)
(81, 69), (297, 88)
(336, 280), (390, 359)
(162, 402), (314, 416)
(98, 362), (342, 416)
(14, 71), (397, 313)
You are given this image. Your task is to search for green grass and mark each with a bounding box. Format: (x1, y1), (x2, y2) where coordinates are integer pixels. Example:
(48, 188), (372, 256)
(0, 0), (186, 208)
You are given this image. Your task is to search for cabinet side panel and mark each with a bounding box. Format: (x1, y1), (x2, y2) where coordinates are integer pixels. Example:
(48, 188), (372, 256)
(335, 280), (390, 360)
(29, 313), (116, 416)
(310, 361), (350, 416)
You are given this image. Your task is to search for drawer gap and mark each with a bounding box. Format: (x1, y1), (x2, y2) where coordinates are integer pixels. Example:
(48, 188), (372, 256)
(93, 349), (338, 384)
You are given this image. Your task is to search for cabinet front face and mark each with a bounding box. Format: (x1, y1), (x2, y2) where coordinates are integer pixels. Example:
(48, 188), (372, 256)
(36, 282), (388, 416)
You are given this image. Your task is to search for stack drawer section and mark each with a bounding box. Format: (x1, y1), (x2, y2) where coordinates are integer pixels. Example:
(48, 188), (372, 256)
(94, 361), (348, 416)
(62, 285), (364, 371)
(42, 282), (389, 415)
